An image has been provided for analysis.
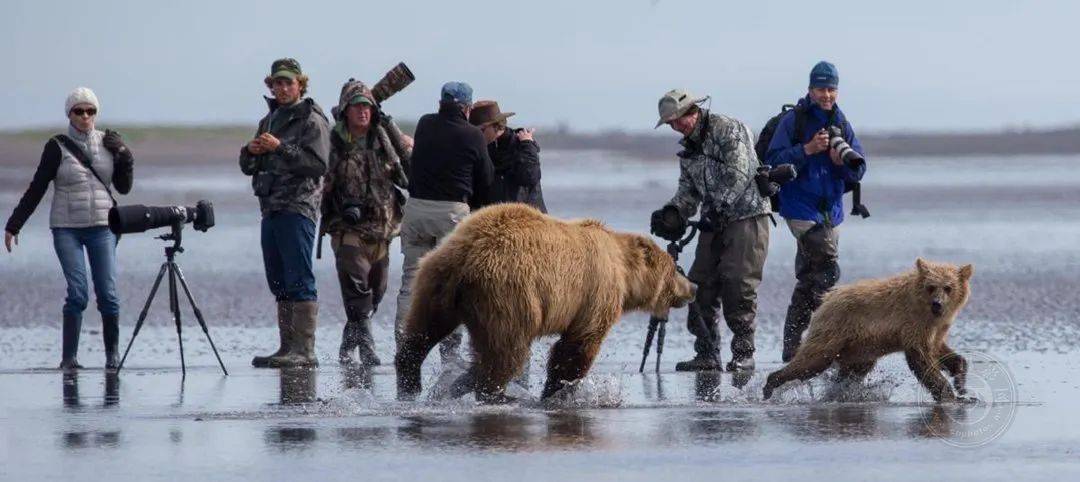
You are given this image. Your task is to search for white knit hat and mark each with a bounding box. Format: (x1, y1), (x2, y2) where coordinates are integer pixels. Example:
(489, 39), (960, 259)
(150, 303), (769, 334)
(65, 87), (100, 115)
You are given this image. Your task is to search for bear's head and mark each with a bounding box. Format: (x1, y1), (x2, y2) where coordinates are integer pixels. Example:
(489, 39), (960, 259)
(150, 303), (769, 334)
(915, 258), (974, 319)
(619, 233), (696, 317)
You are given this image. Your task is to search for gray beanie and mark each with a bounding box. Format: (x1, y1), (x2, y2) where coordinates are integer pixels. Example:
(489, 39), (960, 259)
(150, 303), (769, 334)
(65, 87), (100, 115)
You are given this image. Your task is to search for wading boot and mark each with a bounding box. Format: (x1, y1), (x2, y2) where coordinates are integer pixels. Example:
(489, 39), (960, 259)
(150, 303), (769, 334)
(253, 302), (293, 368)
(339, 317), (381, 366)
(103, 314), (120, 370)
(675, 352), (722, 372)
(269, 301), (319, 367)
(726, 333), (756, 372)
(59, 312), (83, 371)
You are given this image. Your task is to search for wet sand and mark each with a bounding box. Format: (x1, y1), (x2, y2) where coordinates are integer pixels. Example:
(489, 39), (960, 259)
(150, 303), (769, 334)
(1, 150), (1079, 480)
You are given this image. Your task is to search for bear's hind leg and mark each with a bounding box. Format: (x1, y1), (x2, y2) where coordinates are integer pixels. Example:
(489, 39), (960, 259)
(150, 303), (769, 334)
(763, 339), (840, 399)
(541, 335), (602, 399)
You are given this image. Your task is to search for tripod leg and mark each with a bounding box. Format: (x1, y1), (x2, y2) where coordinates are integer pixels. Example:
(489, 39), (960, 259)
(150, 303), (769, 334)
(655, 318), (667, 373)
(168, 263), (186, 378)
(173, 262), (228, 376)
(639, 317), (659, 373)
(118, 263), (169, 373)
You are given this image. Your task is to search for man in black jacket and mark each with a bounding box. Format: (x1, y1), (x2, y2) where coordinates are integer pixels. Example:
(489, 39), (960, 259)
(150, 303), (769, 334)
(394, 82), (494, 367)
(469, 100), (546, 212)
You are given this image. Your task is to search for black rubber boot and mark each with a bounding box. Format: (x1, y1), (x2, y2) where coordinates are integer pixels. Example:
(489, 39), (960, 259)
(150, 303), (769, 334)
(725, 356), (755, 372)
(60, 312), (83, 370)
(103, 314), (120, 370)
(675, 352), (722, 372)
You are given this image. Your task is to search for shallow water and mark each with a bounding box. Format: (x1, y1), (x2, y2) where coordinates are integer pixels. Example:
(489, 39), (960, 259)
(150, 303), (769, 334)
(2, 151), (1080, 480)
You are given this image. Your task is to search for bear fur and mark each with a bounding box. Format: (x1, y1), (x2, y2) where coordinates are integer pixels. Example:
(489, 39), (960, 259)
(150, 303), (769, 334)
(763, 258), (974, 402)
(395, 203), (695, 402)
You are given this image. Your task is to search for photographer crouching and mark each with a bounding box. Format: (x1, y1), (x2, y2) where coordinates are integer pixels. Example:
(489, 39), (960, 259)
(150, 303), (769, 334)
(239, 58), (330, 368)
(764, 61), (868, 362)
(651, 89), (771, 372)
(321, 79), (412, 366)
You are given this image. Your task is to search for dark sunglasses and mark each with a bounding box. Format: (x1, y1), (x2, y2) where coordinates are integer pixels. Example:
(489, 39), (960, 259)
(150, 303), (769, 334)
(70, 108), (97, 116)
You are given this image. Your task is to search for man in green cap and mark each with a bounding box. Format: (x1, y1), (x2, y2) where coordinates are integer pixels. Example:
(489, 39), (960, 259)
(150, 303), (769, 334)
(240, 57), (331, 368)
(321, 79), (413, 367)
(650, 89), (771, 372)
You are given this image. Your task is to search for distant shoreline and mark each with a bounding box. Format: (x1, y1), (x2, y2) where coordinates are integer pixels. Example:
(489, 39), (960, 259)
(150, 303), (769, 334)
(3, 122), (1080, 164)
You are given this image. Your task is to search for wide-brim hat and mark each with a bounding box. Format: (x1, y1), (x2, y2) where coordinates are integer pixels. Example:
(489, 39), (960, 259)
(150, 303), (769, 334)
(655, 89), (708, 128)
(469, 100), (515, 127)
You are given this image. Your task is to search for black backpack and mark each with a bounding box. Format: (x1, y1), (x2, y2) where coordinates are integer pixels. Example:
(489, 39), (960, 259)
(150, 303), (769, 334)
(755, 103), (869, 219)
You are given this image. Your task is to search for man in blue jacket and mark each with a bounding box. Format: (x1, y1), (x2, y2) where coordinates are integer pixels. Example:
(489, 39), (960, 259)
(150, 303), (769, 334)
(765, 61), (867, 362)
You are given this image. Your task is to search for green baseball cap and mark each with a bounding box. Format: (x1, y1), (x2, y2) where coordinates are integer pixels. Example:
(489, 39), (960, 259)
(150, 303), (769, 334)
(270, 58), (302, 80)
(348, 94), (375, 106)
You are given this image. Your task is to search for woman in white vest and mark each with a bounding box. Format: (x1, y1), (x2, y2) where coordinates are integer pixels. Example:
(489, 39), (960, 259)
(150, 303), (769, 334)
(4, 87), (135, 370)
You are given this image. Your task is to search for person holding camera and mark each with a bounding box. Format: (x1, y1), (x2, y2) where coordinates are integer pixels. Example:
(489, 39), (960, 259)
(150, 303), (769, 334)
(394, 82), (494, 367)
(468, 100), (546, 212)
(650, 89), (771, 372)
(239, 58), (330, 368)
(764, 61), (867, 361)
(321, 79), (412, 366)
(4, 87), (135, 370)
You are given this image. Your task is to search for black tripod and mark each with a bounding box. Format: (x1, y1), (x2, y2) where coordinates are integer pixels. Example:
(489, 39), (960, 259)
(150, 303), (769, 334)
(639, 221), (700, 373)
(117, 223), (228, 377)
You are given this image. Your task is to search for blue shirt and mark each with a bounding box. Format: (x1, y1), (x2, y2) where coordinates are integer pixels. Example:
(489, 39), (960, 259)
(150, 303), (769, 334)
(765, 96), (866, 225)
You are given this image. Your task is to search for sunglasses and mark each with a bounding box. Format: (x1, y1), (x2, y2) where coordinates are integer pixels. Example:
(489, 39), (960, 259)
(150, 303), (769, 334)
(70, 108), (97, 117)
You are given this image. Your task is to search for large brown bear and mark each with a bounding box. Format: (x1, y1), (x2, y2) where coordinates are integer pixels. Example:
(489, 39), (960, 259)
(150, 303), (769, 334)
(395, 203), (696, 402)
(763, 258), (974, 403)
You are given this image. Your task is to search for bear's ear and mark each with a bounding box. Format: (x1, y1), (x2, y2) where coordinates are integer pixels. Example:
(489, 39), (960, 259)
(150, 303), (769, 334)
(915, 258), (929, 276)
(959, 264), (974, 281)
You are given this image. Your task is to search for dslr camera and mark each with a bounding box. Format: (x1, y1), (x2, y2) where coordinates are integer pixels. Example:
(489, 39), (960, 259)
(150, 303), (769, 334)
(827, 126), (865, 169)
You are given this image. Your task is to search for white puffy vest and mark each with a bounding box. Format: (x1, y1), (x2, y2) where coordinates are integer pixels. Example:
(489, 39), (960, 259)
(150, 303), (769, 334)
(49, 128), (115, 229)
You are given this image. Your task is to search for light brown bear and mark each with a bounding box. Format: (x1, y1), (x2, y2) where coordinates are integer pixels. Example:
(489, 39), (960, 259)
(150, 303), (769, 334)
(395, 203), (696, 402)
(763, 258), (974, 403)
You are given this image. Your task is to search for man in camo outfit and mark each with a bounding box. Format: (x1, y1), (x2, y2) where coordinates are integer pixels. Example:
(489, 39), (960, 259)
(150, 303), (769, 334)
(650, 89), (771, 372)
(321, 79), (412, 366)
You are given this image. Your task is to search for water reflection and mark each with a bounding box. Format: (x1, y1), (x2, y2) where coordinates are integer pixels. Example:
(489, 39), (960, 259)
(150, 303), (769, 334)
(62, 371), (120, 408)
(391, 411), (604, 452)
(342, 365), (374, 391)
(278, 367), (317, 405)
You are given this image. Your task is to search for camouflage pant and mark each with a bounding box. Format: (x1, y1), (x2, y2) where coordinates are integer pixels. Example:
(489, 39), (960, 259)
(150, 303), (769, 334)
(782, 219), (840, 358)
(685, 215), (770, 359)
(331, 233), (390, 321)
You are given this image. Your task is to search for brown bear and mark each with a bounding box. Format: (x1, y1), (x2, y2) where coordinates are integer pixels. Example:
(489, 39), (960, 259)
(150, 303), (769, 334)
(395, 203), (696, 402)
(763, 258), (974, 403)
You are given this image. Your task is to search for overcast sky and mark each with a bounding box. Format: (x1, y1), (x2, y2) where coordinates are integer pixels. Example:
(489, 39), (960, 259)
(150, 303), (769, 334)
(5, 0), (1078, 133)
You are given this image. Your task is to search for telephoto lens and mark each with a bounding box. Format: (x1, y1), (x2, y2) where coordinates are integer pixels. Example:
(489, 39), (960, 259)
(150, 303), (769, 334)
(371, 62), (415, 104)
(755, 164), (797, 197)
(341, 200), (364, 225)
(109, 200), (215, 234)
(827, 126), (865, 169)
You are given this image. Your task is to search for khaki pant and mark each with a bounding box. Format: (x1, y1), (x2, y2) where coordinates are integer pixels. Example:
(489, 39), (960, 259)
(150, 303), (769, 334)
(394, 198), (470, 362)
(685, 215), (770, 359)
(782, 218), (840, 357)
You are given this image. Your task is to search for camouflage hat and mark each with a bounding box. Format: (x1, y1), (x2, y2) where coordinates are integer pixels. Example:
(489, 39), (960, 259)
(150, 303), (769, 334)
(332, 79), (378, 121)
(655, 89), (708, 128)
(270, 58), (302, 80)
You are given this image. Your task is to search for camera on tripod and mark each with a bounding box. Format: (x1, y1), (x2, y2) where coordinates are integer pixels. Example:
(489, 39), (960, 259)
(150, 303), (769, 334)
(108, 200), (215, 235)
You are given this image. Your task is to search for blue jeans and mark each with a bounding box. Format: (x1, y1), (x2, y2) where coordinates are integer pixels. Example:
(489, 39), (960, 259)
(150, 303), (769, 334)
(261, 211), (317, 302)
(53, 226), (120, 359)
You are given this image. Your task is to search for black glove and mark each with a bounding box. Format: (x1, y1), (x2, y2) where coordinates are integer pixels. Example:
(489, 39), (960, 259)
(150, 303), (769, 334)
(650, 205), (687, 241)
(103, 129), (131, 160)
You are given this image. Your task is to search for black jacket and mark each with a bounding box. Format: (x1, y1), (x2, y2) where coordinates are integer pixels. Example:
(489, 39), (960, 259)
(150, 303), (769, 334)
(487, 128), (546, 212)
(407, 104), (494, 208)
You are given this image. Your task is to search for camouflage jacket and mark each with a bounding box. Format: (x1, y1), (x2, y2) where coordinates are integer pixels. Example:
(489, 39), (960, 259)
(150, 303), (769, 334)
(239, 97), (330, 222)
(321, 119), (410, 241)
(667, 110), (770, 226)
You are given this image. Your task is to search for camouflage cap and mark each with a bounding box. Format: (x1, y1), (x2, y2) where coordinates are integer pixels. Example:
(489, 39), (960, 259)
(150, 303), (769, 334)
(332, 78), (378, 121)
(655, 89), (708, 128)
(270, 58), (303, 80)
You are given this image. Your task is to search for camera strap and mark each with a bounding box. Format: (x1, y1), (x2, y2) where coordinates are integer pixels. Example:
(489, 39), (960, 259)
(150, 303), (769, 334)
(54, 134), (118, 207)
